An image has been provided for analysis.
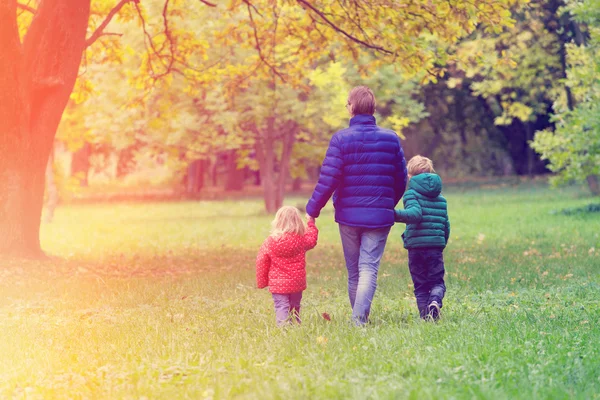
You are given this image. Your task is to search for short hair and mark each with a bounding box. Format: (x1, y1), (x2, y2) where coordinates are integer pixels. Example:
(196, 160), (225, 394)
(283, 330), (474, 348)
(407, 155), (435, 176)
(270, 206), (306, 237)
(348, 86), (376, 115)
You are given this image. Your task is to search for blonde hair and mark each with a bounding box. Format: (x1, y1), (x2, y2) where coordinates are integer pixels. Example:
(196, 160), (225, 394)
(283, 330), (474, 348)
(348, 86), (376, 115)
(270, 206), (306, 237)
(407, 155), (435, 176)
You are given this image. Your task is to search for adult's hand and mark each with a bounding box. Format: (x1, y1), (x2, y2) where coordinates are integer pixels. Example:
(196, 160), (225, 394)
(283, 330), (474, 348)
(306, 214), (315, 223)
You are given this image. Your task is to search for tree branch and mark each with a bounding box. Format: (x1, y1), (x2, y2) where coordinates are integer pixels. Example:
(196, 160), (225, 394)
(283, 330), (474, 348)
(339, 0), (378, 42)
(295, 0), (393, 55)
(85, 0), (135, 48)
(245, 1), (286, 82)
(133, 0), (179, 80)
(242, 0), (262, 17)
(135, 2), (159, 77)
(95, 32), (123, 39)
(17, 2), (37, 14)
(199, 0), (217, 6)
(160, 0), (176, 77)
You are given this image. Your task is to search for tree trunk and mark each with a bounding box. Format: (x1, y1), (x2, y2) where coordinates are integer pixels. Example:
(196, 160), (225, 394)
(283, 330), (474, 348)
(526, 123), (534, 176)
(210, 156), (219, 186)
(71, 142), (91, 186)
(44, 148), (59, 223)
(254, 169), (261, 186)
(224, 151), (244, 191)
(256, 119), (277, 213)
(116, 145), (137, 179)
(0, 0), (91, 257)
(292, 177), (302, 191)
(186, 159), (205, 194)
(587, 175), (600, 196)
(275, 123), (296, 208)
(255, 120), (297, 213)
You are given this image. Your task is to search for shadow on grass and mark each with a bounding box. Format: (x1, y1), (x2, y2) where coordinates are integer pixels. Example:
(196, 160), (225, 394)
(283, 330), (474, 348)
(553, 203), (600, 215)
(0, 247), (260, 280)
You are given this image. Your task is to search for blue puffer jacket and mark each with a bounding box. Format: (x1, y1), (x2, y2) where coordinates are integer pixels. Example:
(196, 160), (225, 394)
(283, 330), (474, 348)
(306, 114), (407, 228)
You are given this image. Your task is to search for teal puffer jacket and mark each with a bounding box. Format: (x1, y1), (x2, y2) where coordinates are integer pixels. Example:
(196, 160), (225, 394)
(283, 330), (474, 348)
(395, 173), (450, 249)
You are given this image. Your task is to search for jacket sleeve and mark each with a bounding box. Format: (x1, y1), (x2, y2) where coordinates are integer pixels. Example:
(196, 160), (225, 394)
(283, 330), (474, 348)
(394, 191), (422, 224)
(306, 135), (343, 218)
(445, 217), (451, 244)
(393, 137), (408, 205)
(256, 239), (270, 289)
(304, 221), (319, 250)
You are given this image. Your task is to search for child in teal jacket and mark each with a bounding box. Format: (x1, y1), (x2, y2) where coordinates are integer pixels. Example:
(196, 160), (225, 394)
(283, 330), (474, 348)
(395, 155), (450, 320)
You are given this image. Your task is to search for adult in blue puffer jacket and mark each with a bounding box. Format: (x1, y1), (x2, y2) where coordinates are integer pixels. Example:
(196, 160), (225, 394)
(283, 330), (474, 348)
(306, 86), (408, 325)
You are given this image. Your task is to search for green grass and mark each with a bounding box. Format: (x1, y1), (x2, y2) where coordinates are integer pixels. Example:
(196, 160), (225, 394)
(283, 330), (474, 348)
(1, 182), (599, 399)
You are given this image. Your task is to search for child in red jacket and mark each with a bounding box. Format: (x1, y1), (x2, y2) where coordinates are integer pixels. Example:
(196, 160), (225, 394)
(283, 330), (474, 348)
(256, 206), (319, 326)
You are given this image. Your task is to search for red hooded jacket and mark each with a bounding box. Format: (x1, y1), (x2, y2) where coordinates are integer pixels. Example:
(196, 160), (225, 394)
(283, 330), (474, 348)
(256, 221), (318, 293)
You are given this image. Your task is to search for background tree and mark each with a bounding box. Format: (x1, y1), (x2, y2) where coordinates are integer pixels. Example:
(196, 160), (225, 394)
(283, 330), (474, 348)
(0, 0), (518, 256)
(0, 0), (91, 257)
(446, 0), (564, 175)
(195, 1), (519, 212)
(531, 0), (600, 195)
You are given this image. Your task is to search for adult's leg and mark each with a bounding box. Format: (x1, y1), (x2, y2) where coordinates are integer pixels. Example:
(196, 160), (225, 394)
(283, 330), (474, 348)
(353, 226), (391, 325)
(339, 224), (362, 309)
(272, 293), (291, 326)
(288, 291), (303, 324)
(408, 249), (431, 319)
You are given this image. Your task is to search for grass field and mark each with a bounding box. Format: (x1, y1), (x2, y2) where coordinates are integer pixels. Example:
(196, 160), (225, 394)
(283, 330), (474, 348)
(1, 181), (599, 399)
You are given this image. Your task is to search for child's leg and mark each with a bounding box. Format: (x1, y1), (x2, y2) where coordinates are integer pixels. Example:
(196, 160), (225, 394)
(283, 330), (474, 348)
(272, 293), (292, 326)
(288, 291), (303, 324)
(426, 250), (446, 308)
(408, 249), (431, 318)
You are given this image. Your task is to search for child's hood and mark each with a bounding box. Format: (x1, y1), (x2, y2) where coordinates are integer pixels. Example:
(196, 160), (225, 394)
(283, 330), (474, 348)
(269, 233), (305, 257)
(409, 173), (443, 198)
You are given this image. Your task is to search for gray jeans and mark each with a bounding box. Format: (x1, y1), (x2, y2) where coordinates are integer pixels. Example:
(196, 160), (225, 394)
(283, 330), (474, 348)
(339, 224), (391, 325)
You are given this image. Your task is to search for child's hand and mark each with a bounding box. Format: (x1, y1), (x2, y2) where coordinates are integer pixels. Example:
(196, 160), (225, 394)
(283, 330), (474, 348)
(394, 210), (406, 224)
(306, 214), (315, 224)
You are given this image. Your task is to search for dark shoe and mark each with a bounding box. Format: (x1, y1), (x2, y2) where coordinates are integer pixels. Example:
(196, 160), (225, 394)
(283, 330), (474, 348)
(427, 301), (440, 321)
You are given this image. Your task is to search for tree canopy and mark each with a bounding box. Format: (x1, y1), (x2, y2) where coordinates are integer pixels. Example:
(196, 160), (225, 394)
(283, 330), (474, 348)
(531, 0), (600, 195)
(11, 0), (600, 257)
(51, 0), (521, 212)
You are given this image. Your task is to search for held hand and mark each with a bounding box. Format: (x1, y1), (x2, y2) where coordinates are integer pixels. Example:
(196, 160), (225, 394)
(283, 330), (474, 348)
(305, 214), (315, 224)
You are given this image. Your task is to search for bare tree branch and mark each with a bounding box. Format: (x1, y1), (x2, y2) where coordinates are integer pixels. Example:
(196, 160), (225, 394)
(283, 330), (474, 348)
(17, 2), (37, 14)
(199, 0), (217, 6)
(295, 0), (393, 55)
(85, 0), (135, 48)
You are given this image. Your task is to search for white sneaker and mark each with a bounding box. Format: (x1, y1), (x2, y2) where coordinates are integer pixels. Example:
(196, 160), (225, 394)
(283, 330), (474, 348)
(427, 301), (440, 321)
